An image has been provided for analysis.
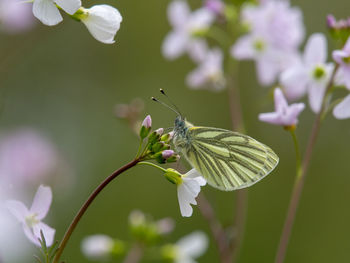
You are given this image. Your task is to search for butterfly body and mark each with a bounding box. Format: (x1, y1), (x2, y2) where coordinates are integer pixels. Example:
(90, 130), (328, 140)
(173, 116), (279, 191)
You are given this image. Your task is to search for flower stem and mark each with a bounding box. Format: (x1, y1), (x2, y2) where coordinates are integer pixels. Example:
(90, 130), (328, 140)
(274, 65), (339, 263)
(137, 161), (167, 172)
(289, 129), (302, 179)
(52, 158), (141, 263)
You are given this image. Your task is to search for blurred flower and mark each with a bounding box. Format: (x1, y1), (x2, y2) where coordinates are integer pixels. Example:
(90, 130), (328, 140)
(333, 95), (350, 119)
(164, 168), (206, 217)
(0, 129), (58, 189)
(327, 14), (350, 30)
(333, 36), (350, 88)
(115, 98), (144, 135)
(81, 235), (115, 260)
(187, 48), (226, 91)
(0, 0), (35, 33)
(204, 0), (225, 16)
(79, 5), (123, 44)
(259, 88), (305, 127)
(232, 0), (304, 86)
(6, 185), (55, 247)
(280, 33), (334, 113)
(162, 231), (208, 263)
(162, 0), (214, 61)
(32, 0), (81, 26)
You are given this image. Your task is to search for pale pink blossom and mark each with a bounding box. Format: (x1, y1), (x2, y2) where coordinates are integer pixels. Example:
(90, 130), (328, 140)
(333, 36), (350, 88)
(259, 88), (305, 127)
(204, 0), (224, 16)
(6, 185), (55, 246)
(186, 48), (225, 90)
(0, 0), (35, 33)
(162, 0), (214, 61)
(333, 95), (350, 119)
(280, 33), (334, 113)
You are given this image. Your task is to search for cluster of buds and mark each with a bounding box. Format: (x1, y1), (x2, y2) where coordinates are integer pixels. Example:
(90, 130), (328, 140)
(327, 15), (350, 44)
(139, 115), (180, 164)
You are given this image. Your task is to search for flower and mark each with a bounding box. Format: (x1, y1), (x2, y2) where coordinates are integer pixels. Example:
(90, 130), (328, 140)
(259, 88), (305, 127)
(0, 0), (35, 33)
(32, 0), (81, 26)
(79, 5), (122, 44)
(142, 115), (152, 129)
(164, 168), (206, 217)
(81, 235), (115, 260)
(162, 231), (208, 263)
(162, 0), (214, 61)
(204, 0), (225, 16)
(232, 0), (304, 86)
(162, 150), (175, 159)
(280, 33), (334, 113)
(6, 185), (55, 246)
(186, 48), (226, 91)
(333, 95), (350, 119)
(0, 129), (58, 188)
(333, 36), (350, 88)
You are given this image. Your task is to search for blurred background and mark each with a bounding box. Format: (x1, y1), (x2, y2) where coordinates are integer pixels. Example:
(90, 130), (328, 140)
(0, 0), (350, 262)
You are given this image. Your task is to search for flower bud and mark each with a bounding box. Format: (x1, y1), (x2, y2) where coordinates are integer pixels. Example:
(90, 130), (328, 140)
(152, 142), (167, 153)
(155, 128), (164, 136)
(162, 150), (174, 159)
(140, 115), (152, 139)
(161, 131), (174, 142)
(166, 154), (180, 163)
(164, 168), (182, 185)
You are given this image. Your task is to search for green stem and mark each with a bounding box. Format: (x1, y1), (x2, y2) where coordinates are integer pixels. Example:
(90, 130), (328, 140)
(135, 140), (143, 158)
(289, 129), (302, 179)
(52, 158), (141, 263)
(137, 161), (167, 172)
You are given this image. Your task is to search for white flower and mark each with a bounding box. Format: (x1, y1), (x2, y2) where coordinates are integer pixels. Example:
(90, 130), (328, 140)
(32, 0), (81, 26)
(175, 231), (208, 263)
(177, 169), (206, 217)
(81, 234), (114, 260)
(232, 0), (304, 86)
(333, 95), (350, 119)
(6, 185), (55, 246)
(280, 33), (334, 113)
(186, 48), (225, 91)
(162, 0), (214, 61)
(80, 5), (122, 44)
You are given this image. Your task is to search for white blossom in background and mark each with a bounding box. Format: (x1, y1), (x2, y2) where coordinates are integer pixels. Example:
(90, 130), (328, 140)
(259, 88), (305, 127)
(6, 185), (55, 247)
(32, 0), (81, 26)
(175, 231), (208, 263)
(162, 0), (214, 61)
(177, 169), (206, 217)
(81, 235), (115, 260)
(280, 33), (334, 113)
(0, 129), (58, 189)
(80, 5), (123, 44)
(232, 0), (304, 86)
(0, 0), (35, 33)
(186, 48), (225, 91)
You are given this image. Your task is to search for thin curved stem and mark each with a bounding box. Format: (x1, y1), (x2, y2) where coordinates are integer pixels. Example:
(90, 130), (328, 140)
(289, 129), (302, 179)
(274, 65), (339, 263)
(137, 161), (167, 172)
(53, 158), (141, 263)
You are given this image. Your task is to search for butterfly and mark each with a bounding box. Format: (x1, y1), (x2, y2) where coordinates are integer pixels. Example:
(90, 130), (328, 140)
(172, 116), (279, 191)
(154, 90), (279, 191)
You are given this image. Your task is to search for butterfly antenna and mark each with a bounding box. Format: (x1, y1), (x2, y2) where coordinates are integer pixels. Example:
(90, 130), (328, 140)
(151, 97), (180, 116)
(159, 89), (183, 117)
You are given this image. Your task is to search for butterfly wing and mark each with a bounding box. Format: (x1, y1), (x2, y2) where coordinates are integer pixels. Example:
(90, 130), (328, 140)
(180, 126), (279, 191)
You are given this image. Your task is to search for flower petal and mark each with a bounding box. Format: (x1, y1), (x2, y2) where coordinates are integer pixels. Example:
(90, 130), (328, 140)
(33, 0), (63, 26)
(231, 35), (255, 60)
(30, 185), (52, 220)
(23, 224), (41, 246)
(6, 200), (29, 223)
(274, 88), (288, 113)
(54, 0), (81, 15)
(333, 94), (350, 119)
(256, 58), (278, 86)
(82, 5), (122, 44)
(258, 112), (281, 125)
(33, 222), (56, 247)
(177, 231), (208, 258)
(308, 81), (326, 113)
(187, 40), (208, 63)
(177, 184), (194, 217)
(81, 234), (114, 259)
(167, 0), (190, 28)
(162, 31), (188, 60)
(280, 66), (308, 100)
(304, 33), (327, 65)
(186, 169), (206, 186)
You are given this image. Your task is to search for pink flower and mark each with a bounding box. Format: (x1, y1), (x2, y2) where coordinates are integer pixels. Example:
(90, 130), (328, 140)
(0, 0), (35, 33)
(162, 0), (214, 61)
(0, 129), (58, 187)
(6, 185), (55, 246)
(333, 36), (350, 89)
(333, 95), (350, 119)
(204, 0), (224, 16)
(162, 150), (174, 159)
(280, 33), (334, 113)
(259, 88), (305, 127)
(142, 115), (152, 129)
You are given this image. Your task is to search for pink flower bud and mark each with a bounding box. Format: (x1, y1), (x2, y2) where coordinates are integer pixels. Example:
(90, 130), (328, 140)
(168, 131), (174, 140)
(162, 150), (174, 159)
(142, 115), (152, 129)
(155, 128), (164, 135)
